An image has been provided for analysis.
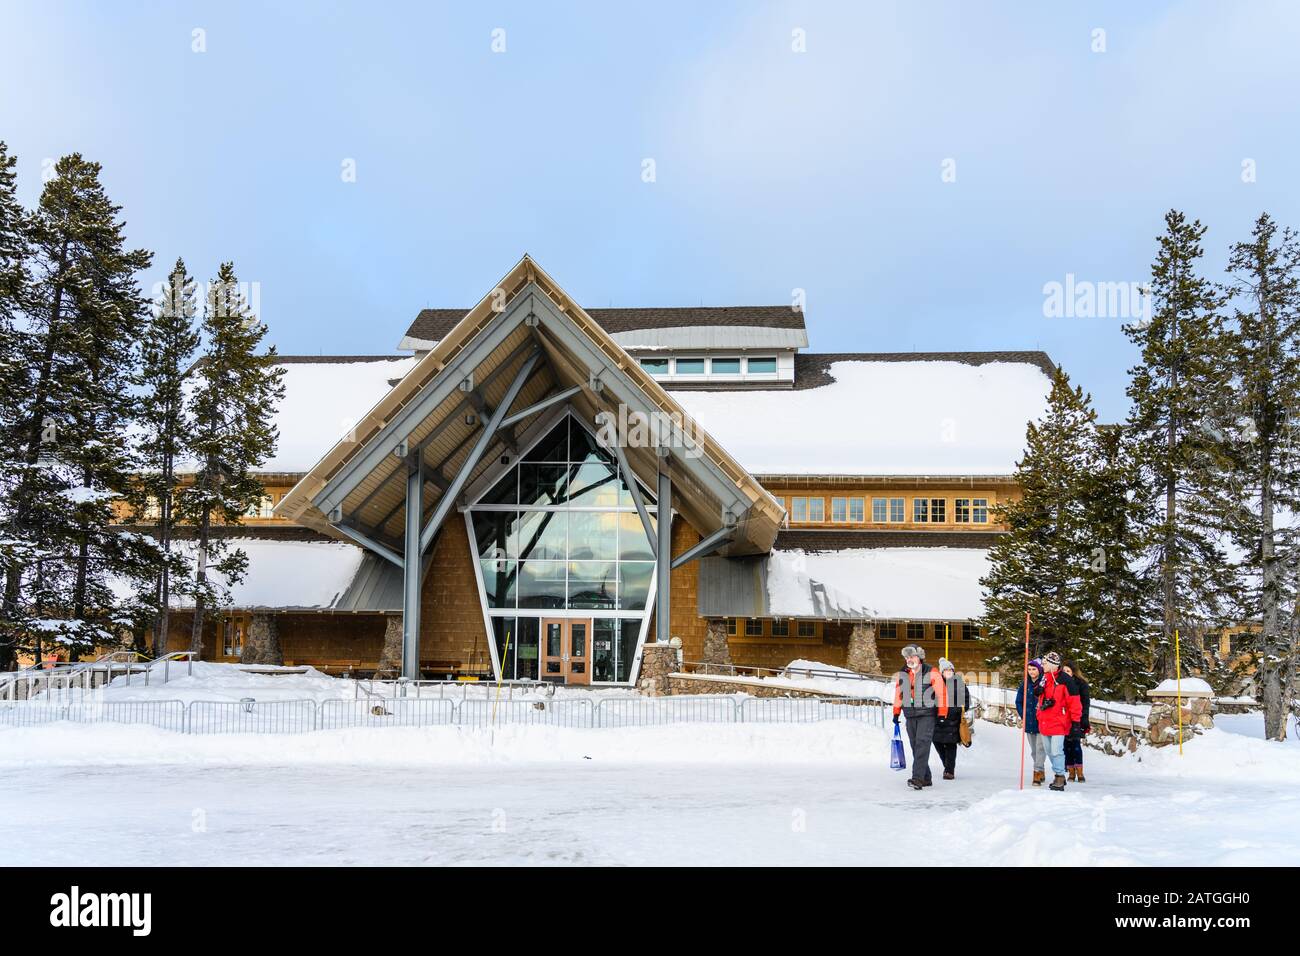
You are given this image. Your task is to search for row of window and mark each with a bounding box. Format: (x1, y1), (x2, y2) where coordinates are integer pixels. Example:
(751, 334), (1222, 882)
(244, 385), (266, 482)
(721, 619), (983, 641)
(133, 493), (285, 521)
(725, 618), (820, 639)
(787, 495), (990, 525)
(639, 356), (778, 376)
(878, 622), (982, 642)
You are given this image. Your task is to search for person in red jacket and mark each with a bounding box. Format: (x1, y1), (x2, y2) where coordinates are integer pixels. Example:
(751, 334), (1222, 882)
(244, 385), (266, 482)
(892, 645), (948, 790)
(1036, 651), (1082, 791)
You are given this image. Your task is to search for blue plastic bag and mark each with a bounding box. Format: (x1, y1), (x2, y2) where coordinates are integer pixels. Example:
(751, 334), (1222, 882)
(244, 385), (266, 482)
(890, 721), (907, 771)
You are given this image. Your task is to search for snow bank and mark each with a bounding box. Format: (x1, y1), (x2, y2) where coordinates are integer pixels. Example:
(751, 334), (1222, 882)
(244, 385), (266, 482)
(673, 359), (1051, 475)
(0, 720), (886, 769)
(1152, 677), (1213, 694)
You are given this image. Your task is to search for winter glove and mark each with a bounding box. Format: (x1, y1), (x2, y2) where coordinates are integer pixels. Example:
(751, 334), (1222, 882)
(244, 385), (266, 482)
(1068, 721), (1084, 740)
(1039, 695), (1055, 711)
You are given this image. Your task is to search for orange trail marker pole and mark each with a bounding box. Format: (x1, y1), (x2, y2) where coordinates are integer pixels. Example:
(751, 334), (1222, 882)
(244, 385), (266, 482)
(1019, 612), (1030, 790)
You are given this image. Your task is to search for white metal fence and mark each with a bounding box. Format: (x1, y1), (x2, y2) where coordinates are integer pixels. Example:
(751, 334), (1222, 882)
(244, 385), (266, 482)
(0, 693), (889, 734)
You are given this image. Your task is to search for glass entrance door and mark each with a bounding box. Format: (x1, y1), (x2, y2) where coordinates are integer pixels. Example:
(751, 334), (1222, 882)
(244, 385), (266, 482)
(540, 618), (592, 685)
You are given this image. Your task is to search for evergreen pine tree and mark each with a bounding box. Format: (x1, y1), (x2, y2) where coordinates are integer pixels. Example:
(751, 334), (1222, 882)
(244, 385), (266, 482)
(1216, 213), (1300, 739)
(1, 154), (157, 661)
(178, 263), (284, 655)
(983, 369), (1098, 672)
(1124, 210), (1237, 679)
(136, 258), (200, 657)
(0, 141), (34, 670)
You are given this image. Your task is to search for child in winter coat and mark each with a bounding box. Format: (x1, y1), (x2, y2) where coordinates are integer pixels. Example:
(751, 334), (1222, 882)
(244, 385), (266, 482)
(1037, 651), (1083, 791)
(932, 658), (973, 780)
(1061, 660), (1091, 782)
(1015, 659), (1046, 786)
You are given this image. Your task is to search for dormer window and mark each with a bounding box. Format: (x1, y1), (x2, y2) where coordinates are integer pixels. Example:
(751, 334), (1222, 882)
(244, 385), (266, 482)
(747, 357), (777, 374)
(639, 358), (669, 375)
(675, 358), (705, 375)
(711, 358), (740, 374)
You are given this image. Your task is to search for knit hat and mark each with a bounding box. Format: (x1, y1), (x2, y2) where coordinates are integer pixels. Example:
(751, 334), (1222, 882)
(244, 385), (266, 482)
(901, 644), (925, 660)
(938, 657), (954, 673)
(1042, 651), (1062, 667)
(1027, 658), (1043, 673)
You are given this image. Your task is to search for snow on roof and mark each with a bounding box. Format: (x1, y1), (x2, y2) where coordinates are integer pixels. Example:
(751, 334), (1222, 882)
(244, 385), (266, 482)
(673, 359), (1051, 475)
(766, 547), (990, 621)
(112, 538), (374, 610)
(178, 356), (417, 474)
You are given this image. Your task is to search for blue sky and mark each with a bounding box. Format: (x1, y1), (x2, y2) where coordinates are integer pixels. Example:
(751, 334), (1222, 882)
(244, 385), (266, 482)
(3, 0), (1299, 421)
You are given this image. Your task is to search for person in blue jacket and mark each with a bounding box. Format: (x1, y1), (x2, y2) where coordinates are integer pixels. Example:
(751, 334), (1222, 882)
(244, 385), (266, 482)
(1014, 658), (1046, 786)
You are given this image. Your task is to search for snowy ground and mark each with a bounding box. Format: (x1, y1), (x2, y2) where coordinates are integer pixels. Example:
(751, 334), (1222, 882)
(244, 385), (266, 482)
(3, 705), (1298, 866)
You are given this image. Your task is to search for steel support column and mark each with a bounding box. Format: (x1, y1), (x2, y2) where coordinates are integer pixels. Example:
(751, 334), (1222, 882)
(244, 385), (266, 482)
(656, 461), (672, 645)
(401, 454), (423, 680)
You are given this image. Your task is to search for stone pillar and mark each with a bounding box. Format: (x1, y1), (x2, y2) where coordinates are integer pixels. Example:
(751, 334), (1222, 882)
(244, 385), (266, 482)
(700, 619), (733, 669)
(376, 614), (403, 678)
(637, 643), (678, 697)
(242, 613), (282, 666)
(845, 621), (882, 676)
(1146, 684), (1214, 746)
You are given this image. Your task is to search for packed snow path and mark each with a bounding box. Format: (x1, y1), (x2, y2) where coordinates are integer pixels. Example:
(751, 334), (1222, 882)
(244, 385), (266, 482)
(2, 719), (1296, 866)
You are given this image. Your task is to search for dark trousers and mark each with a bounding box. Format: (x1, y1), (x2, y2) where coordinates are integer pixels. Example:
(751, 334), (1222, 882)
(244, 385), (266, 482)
(1064, 737), (1084, 768)
(935, 741), (958, 774)
(904, 713), (935, 783)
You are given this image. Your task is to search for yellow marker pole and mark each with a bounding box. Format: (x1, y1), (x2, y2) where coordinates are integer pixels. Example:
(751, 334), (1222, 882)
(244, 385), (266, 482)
(491, 628), (512, 729)
(1175, 627), (1183, 755)
(944, 623), (950, 661)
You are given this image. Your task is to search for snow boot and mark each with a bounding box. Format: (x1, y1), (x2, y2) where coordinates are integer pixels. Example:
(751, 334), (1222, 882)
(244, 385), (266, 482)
(942, 771), (954, 780)
(907, 778), (925, 791)
(1049, 774), (1067, 791)
(1076, 769), (1086, 783)
(1032, 771), (1045, 787)
(1067, 767), (1076, 782)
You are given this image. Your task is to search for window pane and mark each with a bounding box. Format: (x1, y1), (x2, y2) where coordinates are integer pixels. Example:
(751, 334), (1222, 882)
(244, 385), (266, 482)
(479, 468), (518, 505)
(480, 560), (517, 609)
(515, 618), (540, 680)
(745, 618), (763, 636)
(568, 511), (618, 561)
(592, 618), (617, 682)
(493, 617), (517, 680)
(906, 621), (924, 640)
(618, 561), (654, 610)
(516, 510), (566, 560)
(617, 511), (656, 560)
(524, 419), (568, 462)
(955, 498), (970, 523)
(617, 620), (639, 682)
(872, 497), (888, 522)
(748, 357), (777, 374)
(473, 510), (519, 560)
(517, 561), (567, 609)
(711, 358), (740, 374)
(771, 618), (789, 636)
(640, 358), (669, 375)
(831, 497), (847, 522)
(520, 463), (567, 506)
(797, 621), (815, 637)
(570, 418), (605, 466)
(913, 498), (928, 522)
(890, 498), (905, 522)
(879, 621), (898, 640)
(568, 462), (620, 507)
(675, 358), (705, 374)
(973, 498), (988, 522)
(791, 497), (807, 522)
(849, 498), (864, 522)
(808, 498), (825, 521)
(568, 561), (617, 610)
(930, 498), (946, 522)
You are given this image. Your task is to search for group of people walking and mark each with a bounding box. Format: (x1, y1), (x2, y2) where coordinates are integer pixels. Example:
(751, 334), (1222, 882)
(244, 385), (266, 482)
(891, 645), (1091, 793)
(890, 645), (974, 790)
(1015, 651), (1091, 790)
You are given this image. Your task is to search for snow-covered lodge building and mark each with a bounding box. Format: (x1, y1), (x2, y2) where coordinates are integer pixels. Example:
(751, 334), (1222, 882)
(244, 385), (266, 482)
(148, 257), (1054, 684)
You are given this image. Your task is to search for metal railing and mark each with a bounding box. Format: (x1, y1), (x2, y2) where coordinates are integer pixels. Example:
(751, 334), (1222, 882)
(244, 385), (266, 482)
(1, 650), (196, 701)
(0, 692), (893, 734)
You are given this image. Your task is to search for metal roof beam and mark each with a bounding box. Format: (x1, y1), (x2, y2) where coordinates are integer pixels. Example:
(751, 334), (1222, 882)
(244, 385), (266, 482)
(671, 525), (734, 570)
(419, 350), (541, 554)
